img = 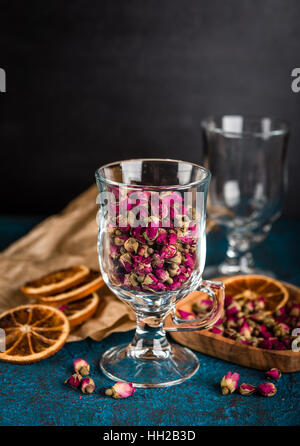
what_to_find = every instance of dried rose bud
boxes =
[257,382,277,397]
[168,263,180,277]
[177,309,195,320]
[105,382,136,399]
[156,228,168,244]
[119,253,133,273]
[243,300,254,313]
[239,322,252,339]
[263,316,276,328]
[65,373,82,389]
[154,268,170,282]
[226,317,236,329]
[151,253,164,268]
[160,245,177,259]
[193,298,213,313]
[114,235,129,246]
[74,358,90,376]
[274,323,290,338]
[220,372,239,395]
[144,227,159,242]
[254,296,265,310]
[224,295,233,308]
[166,253,182,264]
[290,304,300,317]
[226,301,241,317]
[124,237,139,253]
[239,383,256,396]
[266,368,282,380]
[80,377,95,394]
[210,326,224,335]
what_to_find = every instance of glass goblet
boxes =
[96,159,224,388]
[202,115,289,277]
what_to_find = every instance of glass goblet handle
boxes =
[165,280,224,332]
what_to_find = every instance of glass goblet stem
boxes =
[128,311,171,360]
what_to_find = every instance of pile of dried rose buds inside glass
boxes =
[107,190,198,292]
[65,358,136,398]
[188,293,300,350]
[220,368,281,397]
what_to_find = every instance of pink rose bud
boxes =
[110,244,120,259]
[168,233,177,244]
[214,317,223,326]
[255,296,265,310]
[239,322,251,339]
[74,358,90,377]
[144,227,159,242]
[65,373,82,389]
[257,382,277,397]
[105,382,136,399]
[156,229,168,244]
[210,326,224,335]
[226,317,236,329]
[151,253,164,268]
[119,253,133,273]
[154,268,170,282]
[224,295,233,307]
[226,301,241,317]
[239,383,256,396]
[195,298,213,313]
[160,245,177,259]
[290,304,300,317]
[266,368,282,380]
[177,309,195,320]
[220,371,239,395]
[124,237,139,253]
[81,377,95,394]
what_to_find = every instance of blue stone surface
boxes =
[0,217,299,426]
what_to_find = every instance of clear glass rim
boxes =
[95,158,211,190]
[201,115,289,137]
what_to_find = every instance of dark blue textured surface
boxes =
[0,217,300,426]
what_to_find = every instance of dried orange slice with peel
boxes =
[0,304,69,364]
[20,265,90,297]
[31,270,104,305]
[222,275,289,313]
[57,293,99,327]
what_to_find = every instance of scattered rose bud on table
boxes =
[266,368,282,380]
[74,358,90,377]
[81,377,95,394]
[105,382,136,399]
[220,372,239,395]
[65,373,82,389]
[238,383,256,395]
[257,382,277,397]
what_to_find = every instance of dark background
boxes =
[1,0,299,217]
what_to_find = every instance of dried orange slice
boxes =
[222,274,289,313]
[21,265,90,297]
[32,270,104,305]
[0,304,69,364]
[57,293,99,327]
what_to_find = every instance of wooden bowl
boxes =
[170,281,300,372]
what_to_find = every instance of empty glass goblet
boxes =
[95,159,224,388]
[202,115,289,277]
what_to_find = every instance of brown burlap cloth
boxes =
[0,185,136,342]
[0,185,216,343]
